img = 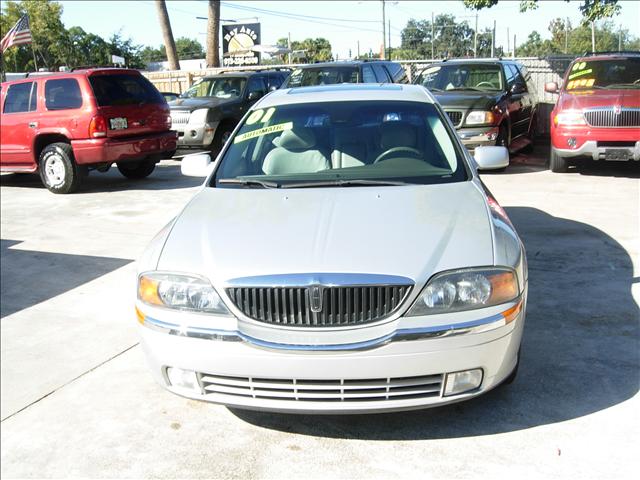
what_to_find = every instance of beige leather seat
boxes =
[262,129,330,175]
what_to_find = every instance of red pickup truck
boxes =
[0,68,177,193]
[545,52,640,172]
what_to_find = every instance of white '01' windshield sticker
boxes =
[233,122,293,144]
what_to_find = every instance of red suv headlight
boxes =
[554,111,586,127]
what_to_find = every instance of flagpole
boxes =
[31,41,38,71]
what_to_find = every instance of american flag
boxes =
[1,15,32,53]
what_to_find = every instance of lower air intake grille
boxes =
[446,110,463,127]
[198,373,443,402]
[226,285,412,327]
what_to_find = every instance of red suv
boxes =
[0,68,177,193]
[545,52,640,172]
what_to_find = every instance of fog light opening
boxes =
[166,367,200,392]
[443,369,483,396]
[567,137,577,148]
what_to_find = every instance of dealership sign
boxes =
[222,23,261,67]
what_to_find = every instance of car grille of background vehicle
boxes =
[445,110,463,127]
[197,372,443,402]
[584,107,640,128]
[171,111,191,125]
[226,285,412,327]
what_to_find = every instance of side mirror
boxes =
[510,83,526,94]
[544,81,559,94]
[474,146,509,170]
[248,90,265,101]
[181,153,213,177]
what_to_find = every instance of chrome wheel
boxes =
[43,154,66,188]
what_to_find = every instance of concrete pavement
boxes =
[1,150,638,478]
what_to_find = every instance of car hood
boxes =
[157,182,494,287]
[169,96,235,111]
[432,91,504,111]
[557,88,640,110]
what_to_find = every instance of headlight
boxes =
[189,108,209,124]
[553,111,586,126]
[138,272,229,314]
[465,111,496,126]
[406,268,519,316]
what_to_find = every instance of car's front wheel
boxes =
[117,160,156,179]
[211,122,236,154]
[549,146,568,173]
[39,142,86,194]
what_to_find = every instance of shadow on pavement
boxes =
[0,240,131,318]
[231,207,639,439]
[0,162,202,193]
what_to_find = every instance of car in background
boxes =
[136,84,527,414]
[0,68,176,194]
[282,60,408,88]
[168,69,290,153]
[415,59,538,161]
[545,52,640,172]
[161,91,179,102]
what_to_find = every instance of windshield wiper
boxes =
[282,179,415,188]
[218,178,281,188]
[445,87,484,92]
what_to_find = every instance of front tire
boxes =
[210,122,235,155]
[117,160,156,179]
[550,146,568,173]
[39,143,85,194]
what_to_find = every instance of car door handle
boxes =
[29,122,38,128]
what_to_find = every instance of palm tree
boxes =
[154,0,180,70]
[206,0,220,68]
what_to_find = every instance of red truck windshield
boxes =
[565,57,640,91]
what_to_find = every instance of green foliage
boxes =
[276,37,333,63]
[516,18,638,56]
[463,0,622,23]
[399,14,503,59]
[140,37,205,65]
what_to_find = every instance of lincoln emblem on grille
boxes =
[309,285,323,312]
[613,105,622,115]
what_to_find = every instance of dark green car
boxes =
[415,60,538,154]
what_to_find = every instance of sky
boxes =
[58,0,640,59]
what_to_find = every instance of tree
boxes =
[463,0,621,24]
[206,0,220,67]
[1,0,67,71]
[108,31,144,69]
[399,15,483,59]
[276,37,333,63]
[154,0,179,70]
[175,37,205,59]
[62,26,111,68]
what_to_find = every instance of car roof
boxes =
[573,52,640,62]
[202,70,287,80]
[294,61,392,68]
[1,68,140,86]
[430,59,513,65]
[255,84,435,108]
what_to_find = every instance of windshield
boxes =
[213,101,467,188]
[285,67,360,87]
[181,77,247,98]
[417,64,504,92]
[564,58,640,90]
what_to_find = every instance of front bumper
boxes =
[71,131,177,165]
[457,126,499,152]
[174,121,219,148]
[553,139,640,161]
[137,297,526,414]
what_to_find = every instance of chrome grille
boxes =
[199,373,443,402]
[445,110,463,127]
[584,108,640,127]
[226,285,412,327]
[170,110,191,126]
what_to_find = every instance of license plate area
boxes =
[605,149,630,161]
[109,117,128,130]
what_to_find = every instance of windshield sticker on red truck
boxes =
[568,68,593,80]
[233,121,293,143]
[566,78,595,90]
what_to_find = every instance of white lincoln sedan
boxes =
[136,84,527,413]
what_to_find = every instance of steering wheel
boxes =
[374,147,422,163]
[476,81,496,89]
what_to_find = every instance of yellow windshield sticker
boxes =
[568,68,593,80]
[261,107,275,123]
[246,110,265,125]
[233,122,293,144]
[566,78,595,90]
